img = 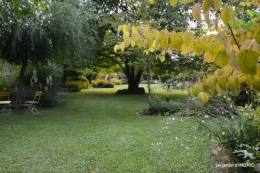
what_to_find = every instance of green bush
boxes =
[147,93,183,115]
[0,62,20,92]
[179,95,240,118]
[21,63,63,107]
[195,106,260,172]
[103,83,114,88]
[62,83,80,92]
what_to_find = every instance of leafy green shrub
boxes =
[62,83,80,92]
[147,93,183,115]
[178,95,240,118]
[92,78,105,88]
[196,109,260,172]
[0,62,19,92]
[116,87,145,94]
[22,63,63,107]
[111,78,122,85]
[103,83,114,88]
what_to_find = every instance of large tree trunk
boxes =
[125,66,142,90]
[15,58,28,112]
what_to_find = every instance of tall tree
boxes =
[93,0,192,93]
[0,0,98,111]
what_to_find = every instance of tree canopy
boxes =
[94,0,193,92]
[114,0,260,103]
[0,0,98,110]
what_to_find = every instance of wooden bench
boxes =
[0,92,11,115]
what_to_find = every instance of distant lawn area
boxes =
[0,84,216,172]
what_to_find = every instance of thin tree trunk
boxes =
[15,58,28,112]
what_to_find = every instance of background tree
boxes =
[115,0,260,103]
[93,0,192,93]
[0,0,98,111]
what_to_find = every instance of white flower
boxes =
[49,75,53,86]
[181,143,184,147]
[39,82,42,90]
[205,115,209,118]
[172,117,175,121]
[46,77,49,85]
[180,119,183,122]
[222,132,225,135]
[186,147,189,150]
[175,137,178,140]
[33,69,37,75]
[202,120,205,123]
[30,78,33,87]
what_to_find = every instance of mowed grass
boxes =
[0,84,215,172]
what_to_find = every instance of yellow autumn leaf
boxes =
[204,10,210,25]
[204,51,216,63]
[169,0,178,7]
[114,45,119,53]
[143,50,149,55]
[159,30,169,49]
[240,39,253,50]
[182,32,194,46]
[222,64,233,76]
[118,25,123,33]
[216,84,227,95]
[192,84,200,96]
[221,5,234,25]
[239,75,247,84]
[253,76,260,91]
[254,25,260,44]
[207,42,224,55]
[215,50,231,67]
[158,53,165,62]
[201,92,210,104]
[132,26,138,32]
[131,41,136,47]
[204,42,223,63]
[123,32,130,39]
[131,32,141,42]
[228,76,240,92]
[122,24,129,33]
[124,38,131,47]
[236,49,259,75]
[170,32,183,50]
[194,38,206,55]
[181,44,193,55]
[203,0,213,14]
[136,39,143,48]
[217,76,228,91]
[251,43,260,55]
[120,42,126,52]
[167,47,173,55]
[214,0,222,11]
[180,0,193,3]
[192,3,201,21]
[206,75,217,88]
[149,0,155,4]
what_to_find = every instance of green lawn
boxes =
[0,84,216,172]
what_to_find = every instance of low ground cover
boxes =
[0,84,216,172]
